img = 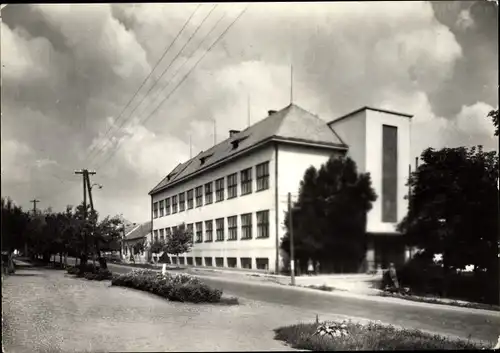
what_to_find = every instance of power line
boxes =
[95,7,243,170]
[88,5,218,168]
[85,4,202,164]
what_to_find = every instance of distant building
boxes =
[122,221,151,263]
[149,103,412,273]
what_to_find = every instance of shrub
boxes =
[274,321,487,351]
[111,271,223,303]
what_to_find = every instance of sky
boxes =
[1,1,498,222]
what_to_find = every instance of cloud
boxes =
[1,3,496,222]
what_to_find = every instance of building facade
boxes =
[149,104,412,273]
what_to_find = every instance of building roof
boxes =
[124,221,151,241]
[149,103,347,195]
[328,106,413,126]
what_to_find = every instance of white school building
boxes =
[149,103,412,273]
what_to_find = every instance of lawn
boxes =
[274,321,490,351]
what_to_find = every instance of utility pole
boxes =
[290,65,293,104]
[75,169,96,263]
[30,199,40,216]
[288,192,295,286]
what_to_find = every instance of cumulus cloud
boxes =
[1,3,497,221]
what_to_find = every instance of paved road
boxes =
[104,262,500,344]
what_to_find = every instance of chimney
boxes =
[229,129,240,138]
[268,110,277,116]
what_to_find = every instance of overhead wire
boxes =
[88,4,218,168]
[94,5,248,171]
[84,4,202,164]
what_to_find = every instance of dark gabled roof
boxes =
[124,221,151,241]
[149,103,348,195]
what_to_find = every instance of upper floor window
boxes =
[187,189,194,209]
[165,197,171,216]
[216,218,224,241]
[153,229,159,242]
[256,210,270,238]
[153,202,159,219]
[256,161,270,191]
[241,213,252,240]
[205,182,213,205]
[215,178,225,202]
[205,220,213,242]
[159,200,164,217]
[227,173,237,199]
[159,228,165,242]
[172,195,178,214]
[187,223,194,239]
[228,216,237,240]
[165,227,171,241]
[241,167,252,195]
[195,186,203,207]
[179,192,186,212]
[195,222,203,243]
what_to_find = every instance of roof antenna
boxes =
[247,94,251,127]
[290,64,293,105]
[213,118,217,146]
[189,135,192,159]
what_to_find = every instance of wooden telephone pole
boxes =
[75,169,96,263]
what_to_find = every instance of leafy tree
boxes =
[1,197,30,254]
[133,240,145,255]
[163,223,193,266]
[281,156,377,273]
[398,145,499,275]
[488,109,499,136]
[150,240,164,255]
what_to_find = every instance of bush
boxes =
[274,321,487,351]
[111,271,223,303]
[83,268,113,281]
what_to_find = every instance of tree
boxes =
[163,223,193,266]
[488,109,499,136]
[398,145,498,275]
[150,240,164,256]
[1,197,30,254]
[281,156,377,273]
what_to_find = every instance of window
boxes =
[205,182,213,204]
[382,125,398,223]
[215,178,224,202]
[159,200,164,217]
[240,168,253,195]
[153,202,158,218]
[240,257,252,269]
[241,213,252,240]
[216,218,224,241]
[187,189,194,209]
[205,220,213,242]
[165,197,171,215]
[179,192,186,212]
[187,257,193,266]
[187,223,194,237]
[204,257,213,267]
[172,226,178,233]
[179,257,185,265]
[227,173,237,199]
[227,257,237,268]
[256,258,269,270]
[195,222,203,243]
[195,186,203,207]
[165,228,171,242]
[228,216,237,240]
[256,210,270,238]
[159,228,165,242]
[215,257,224,267]
[256,161,270,191]
[195,257,202,266]
[172,195,178,213]
[153,229,158,242]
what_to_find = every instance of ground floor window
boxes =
[187,257,193,266]
[240,257,252,269]
[215,257,224,267]
[195,257,202,266]
[256,258,269,270]
[204,257,213,267]
[172,257,178,265]
[227,257,237,268]
[179,257,185,265]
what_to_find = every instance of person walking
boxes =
[315,260,320,275]
[307,258,314,276]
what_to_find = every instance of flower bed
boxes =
[111,269,223,303]
[274,320,489,350]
